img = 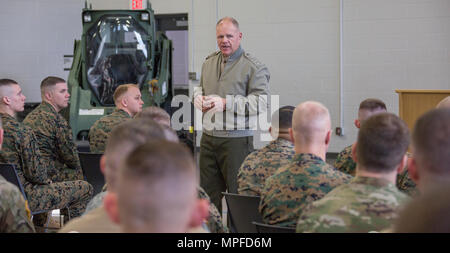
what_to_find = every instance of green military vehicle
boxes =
[66,1,173,142]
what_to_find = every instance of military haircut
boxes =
[0,79,18,87]
[134,106,171,128]
[104,118,166,190]
[436,96,450,109]
[118,140,197,232]
[0,79,18,98]
[292,101,330,144]
[216,16,239,30]
[357,113,410,173]
[40,76,65,93]
[112,84,139,105]
[412,108,450,177]
[359,98,387,111]
[271,105,295,131]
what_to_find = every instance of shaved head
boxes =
[292,101,331,145]
[0,79,17,99]
[436,96,450,109]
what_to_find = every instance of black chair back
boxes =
[78,152,105,195]
[222,192,262,233]
[252,221,296,233]
[0,163,27,198]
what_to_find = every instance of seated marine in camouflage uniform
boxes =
[0,79,93,221]
[260,102,352,227]
[297,113,411,233]
[23,76,83,182]
[88,84,143,153]
[334,98,418,197]
[237,106,295,196]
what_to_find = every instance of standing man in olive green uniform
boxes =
[24,76,83,182]
[88,84,143,153]
[0,79,93,220]
[297,113,411,233]
[260,101,351,227]
[193,17,270,212]
[237,106,295,196]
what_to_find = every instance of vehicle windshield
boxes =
[86,15,149,106]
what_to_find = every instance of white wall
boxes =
[1,0,449,151]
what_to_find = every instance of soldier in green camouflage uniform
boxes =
[0,79,93,220]
[238,106,295,196]
[23,77,83,182]
[297,113,411,233]
[260,153,352,227]
[334,145,356,176]
[24,103,83,182]
[0,175,35,232]
[238,138,294,196]
[259,102,352,227]
[89,108,131,153]
[296,176,410,233]
[88,84,143,153]
[197,186,229,233]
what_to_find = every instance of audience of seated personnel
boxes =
[394,108,450,232]
[297,113,411,232]
[88,84,143,153]
[104,140,208,233]
[237,106,295,196]
[0,79,93,226]
[0,117,35,233]
[259,101,352,227]
[24,76,83,182]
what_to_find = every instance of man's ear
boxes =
[289,128,295,143]
[44,90,53,101]
[407,157,420,184]
[100,154,107,175]
[325,130,331,146]
[188,199,210,229]
[396,154,408,174]
[354,119,360,129]
[2,96,10,106]
[351,142,358,163]
[103,192,120,225]
[120,97,128,108]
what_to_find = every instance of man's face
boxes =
[124,87,144,116]
[216,21,242,57]
[50,82,70,111]
[10,84,26,113]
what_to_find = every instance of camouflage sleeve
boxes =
[0,181,35,233]
[197,186,229,233]
[55,116,82,171]
[333,146,357,176]
[20,128,50,185]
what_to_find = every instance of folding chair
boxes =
[78,152,105,195]
[0,163,66,230]
[252,221,296,233]
[222,192,263,233]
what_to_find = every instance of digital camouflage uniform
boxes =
[296,176,410,233]
[88,108,131,153]
[198,186,228,233]
[23,102,83,182]
[0,113,93,219]
[237,138,295,196]
[335,146,418,197]
[334,145,356,176]
[260,153,352,227]
[0,176,35,233]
